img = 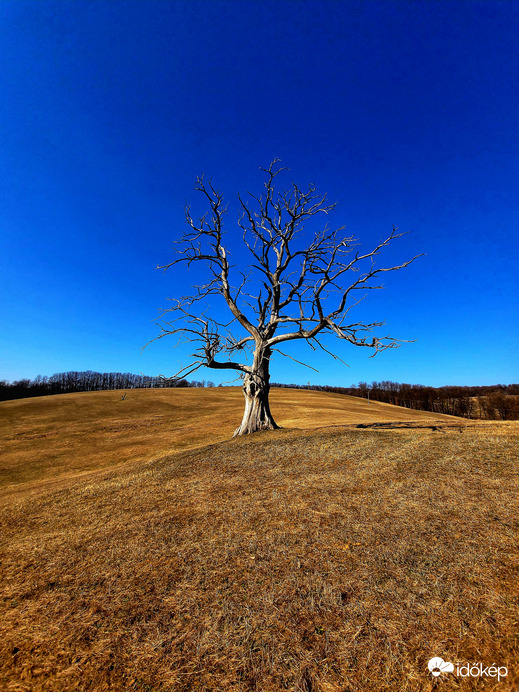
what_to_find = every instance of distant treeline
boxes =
[272,381,519,420]
[1,372,518,420]
[0,371,214,402]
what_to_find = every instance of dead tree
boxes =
[149,161,421,436]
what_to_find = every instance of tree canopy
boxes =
[151,161,421,435]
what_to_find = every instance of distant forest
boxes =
[272,381,519,421]
[1,371,518,420]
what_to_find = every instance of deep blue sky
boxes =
[1,0,517,387]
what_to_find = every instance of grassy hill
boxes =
[1,389,518,690]
[0,387,459,501]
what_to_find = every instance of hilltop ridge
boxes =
[1,386,460,502]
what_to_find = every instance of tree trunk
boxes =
[234,348,279,436]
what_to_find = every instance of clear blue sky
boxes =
[1,0,517,387]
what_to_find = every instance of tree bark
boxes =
[234,348,279,436]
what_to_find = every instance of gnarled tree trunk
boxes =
[234,347,279,436]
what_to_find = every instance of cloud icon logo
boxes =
[428,657,455,676]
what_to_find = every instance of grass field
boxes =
[1,388,518,690]
[0,387,458,502]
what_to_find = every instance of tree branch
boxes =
[150,160,422,384]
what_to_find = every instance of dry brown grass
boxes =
[0,391,517,691]
[0,387,457,503]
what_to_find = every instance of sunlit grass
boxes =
[1,393,517,690]
[0,387,458,500]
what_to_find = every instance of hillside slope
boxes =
[1,422,518,691]
[0,387,460,501]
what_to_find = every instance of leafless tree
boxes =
[149,160,421,436]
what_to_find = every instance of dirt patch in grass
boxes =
[1,423,517,690]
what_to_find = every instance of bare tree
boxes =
[149,160,421,436]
